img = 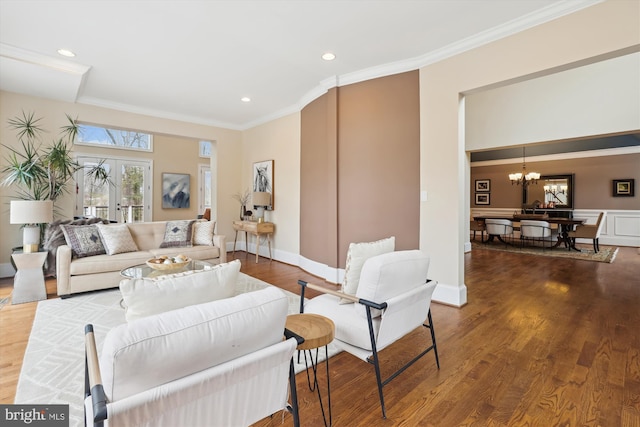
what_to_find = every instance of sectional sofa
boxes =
[55,220,226,298]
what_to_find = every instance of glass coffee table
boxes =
[120,259,213,279]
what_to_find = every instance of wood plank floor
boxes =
[1,246,639,426]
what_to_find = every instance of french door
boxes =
[76,156,152,223]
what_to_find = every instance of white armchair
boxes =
[298,250,439,419]
[84,287,301,427]
[520,220,558,249]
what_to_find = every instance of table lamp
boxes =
[10,200,54,253]
[252,192,271,223]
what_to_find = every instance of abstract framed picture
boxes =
[253,160,274,210]
[475,193,490,205]
[475,179,491,192]
[612,179,634,197]
[162,173,190,208]
[199,140,212,158]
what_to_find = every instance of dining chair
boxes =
[485,219,514,246]
[568,211,606,253]
[520,220,558,250]
[470,220,486,242]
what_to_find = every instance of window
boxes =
[76,124,152,151]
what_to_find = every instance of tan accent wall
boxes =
[471,153,640,210]
[300,72,420,269]
[300,88,338,267]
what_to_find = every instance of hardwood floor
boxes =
[1,246,639,426]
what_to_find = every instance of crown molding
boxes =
[295,0,603,112]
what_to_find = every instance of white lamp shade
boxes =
[10,200,54,225]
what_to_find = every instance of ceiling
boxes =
[0,0,600,130]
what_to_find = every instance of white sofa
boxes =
[56,220,226,297]
[84,286,301,427]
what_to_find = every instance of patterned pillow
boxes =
[340,236,395,302]
[160,220,196,248]
[96,223,139,255]
[60,224,106,258]
[193,221,216,246]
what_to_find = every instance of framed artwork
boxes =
[612,179,634,197]
[475,179,491,192]
[199,140,212,158]
[475,193,490,205]
[253,160,274,210]
[162,173,190,208]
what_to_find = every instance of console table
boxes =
[232,220,274,263]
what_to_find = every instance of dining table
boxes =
[473,215,587,251]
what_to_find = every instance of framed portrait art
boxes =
[253,160,274,209]
[475,179,490,192]
[612,179,634,197]
[162,173,190,208]
[475,193,490,205]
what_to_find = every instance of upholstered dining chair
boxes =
[568,211,606,253]
[520,220,558,249]
[470,220,486,242]
[298,250,439,419]
[485,218,514,246]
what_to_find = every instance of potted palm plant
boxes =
[1,111,110,203]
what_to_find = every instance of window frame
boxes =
[74,122,154,152]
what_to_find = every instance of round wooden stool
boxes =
[286,313,335,427]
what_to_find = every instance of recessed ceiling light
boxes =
[241,97,251,102]
[57,49,76,57]
[322,52,336,61]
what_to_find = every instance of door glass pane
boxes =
[204,169,212,208]
[120,164,145,223]
[83,162,110,220]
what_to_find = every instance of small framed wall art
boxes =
[475,179,491,192]
[162,173,190,208]
[475,193,490,205]
[253,160,274,210]
[612,179,634,197]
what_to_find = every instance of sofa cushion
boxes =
[159,220,195,248]
[355,250,430,318]
[149,245,220,261]
[96,223,139,255]
[69,251,154,276]
[193,220,216,245]
[100,286,289,401]
[341,237,395,301]
[119,259,241,321]
[59,224,106,258]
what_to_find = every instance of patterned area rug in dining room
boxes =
[14,273,339,427]
[471,241,618,263]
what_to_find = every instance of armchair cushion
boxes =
[99,286,289,402]
[341,237,395,300]
[119,259,240,321]
[355,250,430,318]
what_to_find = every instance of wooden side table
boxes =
[232,220,275,263]
[11,252,47,304]
[286,313,335,427]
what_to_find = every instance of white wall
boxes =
[420,0,640,307]
[239,112,301,263]
[466,52,640,150]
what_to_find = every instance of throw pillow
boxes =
[193,220,216,245]
[160,220,195,248]
[59,224,106,258]
[119,259,241,321]
[96,223,139,255]
[341,236,395,302]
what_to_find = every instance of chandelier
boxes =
[508,147,540,186]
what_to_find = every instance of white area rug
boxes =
[15,273,340,427]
